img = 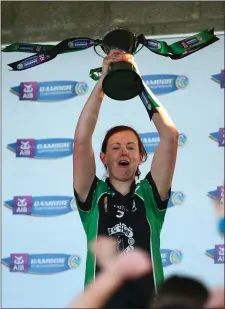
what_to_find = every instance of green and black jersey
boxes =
[74,171,170,307]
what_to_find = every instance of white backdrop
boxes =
[1,32,224,308]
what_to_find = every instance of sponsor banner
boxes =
[7,138,74,159]
[1,254,81,274]
[205,245,224,264]
[142,74,189,95]
[160,249,183,267]
[209,128,225,147]
[211,70,225,88]
[11,80,88,101]
[139,132,187,153]
[4,196,77,216]
[207,186,224,202]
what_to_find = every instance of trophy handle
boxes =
[133,44,144,55]
[94,44,106,58]
[134,34,146,54]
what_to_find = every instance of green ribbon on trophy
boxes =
[89,28,219,81]
[1,28,219,117]
[1,37,101,71]
[2,28,218,71]
[142,28,218,59]
[2,43,54,53]
[1,41,96,54]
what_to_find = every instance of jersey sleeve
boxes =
[145,171,171,211]
[73,176,99,212]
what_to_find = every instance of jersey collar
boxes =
[105,177,136,197]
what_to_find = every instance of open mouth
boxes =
[118,160,130,167]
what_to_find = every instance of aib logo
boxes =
[139,132,187,153]
[209,128,225,147]
[7,138,74,159]
[211,70,225,88]
[160,249,183,267]
[142,74,189,95]
[207,186,224,236]
[4,196,77,216]
[205,245,224,264]
[10,80,88,101]
[1,253,81,274]
[207,186,224,203]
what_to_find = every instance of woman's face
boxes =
[100,130,142,182]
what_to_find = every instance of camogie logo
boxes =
[142,74,189,95]
[168,191,185,208]
[180,36,202,48]
[7,138,74,159]
[175,76,189,89]
[10,80,88,101]
[146,40,161,50]
[68,38,94,49]
[139,132,187,153]
[1,253,81,274]
[75,81,88,95]
[16,54,51,70]
[68,255,81,268]
[4,196,77,216]
[178,133,187,146]
[160,249,183,267]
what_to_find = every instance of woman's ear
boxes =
[100,152,106,165]
[139,153,143,164]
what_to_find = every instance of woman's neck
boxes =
[109,177,135,196]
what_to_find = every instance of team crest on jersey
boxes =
[108,223,135,254]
